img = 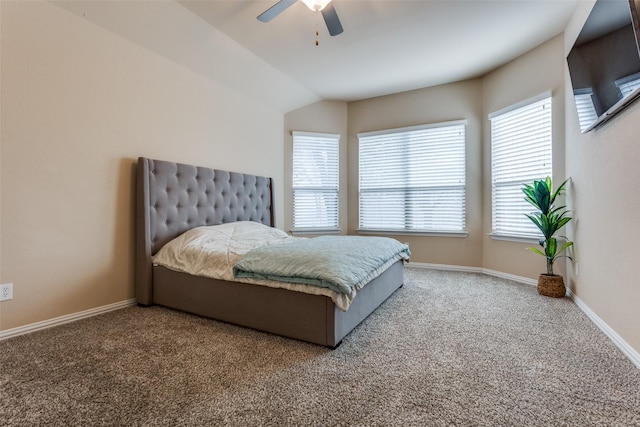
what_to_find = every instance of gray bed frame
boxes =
[135,157,404,348]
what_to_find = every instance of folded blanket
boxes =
[233,235,410,296]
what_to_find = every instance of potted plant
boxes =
[522,177,573,297]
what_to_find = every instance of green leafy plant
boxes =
[522,177,573,276]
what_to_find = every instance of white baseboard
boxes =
[407,262,640,369]
[0,298,137,341]
[481,267,539,287]
[567,289,640,369]
[409,262,483,274]
[408,262,538,286]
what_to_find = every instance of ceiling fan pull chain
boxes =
[315,14,319,46]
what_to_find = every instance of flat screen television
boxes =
[567,0,640,132]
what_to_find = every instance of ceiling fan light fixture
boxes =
[301,0,331,12]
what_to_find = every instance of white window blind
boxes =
[615,72,640,98]
[573,90,598,132]
[358,121,466,233]
[292,131,339,231]
[490,95,552,238]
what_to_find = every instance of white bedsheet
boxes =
[151,221,355,310]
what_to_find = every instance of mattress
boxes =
[152,221,410,311]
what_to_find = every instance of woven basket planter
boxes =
[537,274,566,298]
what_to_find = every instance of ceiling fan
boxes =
[257,0,344,36]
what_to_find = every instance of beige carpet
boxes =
[1,267,639,426]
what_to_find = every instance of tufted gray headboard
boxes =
[135,157,274,305]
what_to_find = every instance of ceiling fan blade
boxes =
[257,0,297,22]
[321,3,343,36]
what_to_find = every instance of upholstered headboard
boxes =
[135,157,274,305]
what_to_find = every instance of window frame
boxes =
[489,93,553,242]
[357,120,467,236]
[291,131,340,234]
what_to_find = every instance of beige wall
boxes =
[481,35,567,279]
[291,35,566,276]
[0,2,3,285]
[564,1,640,354]
[3,0,638,358]
[344,35,565,273]
[346,80,484,266]
[283,100,348,234]
[0,1,285,330]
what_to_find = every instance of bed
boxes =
[136,157,407,348]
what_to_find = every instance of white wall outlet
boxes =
[0,283,13,301]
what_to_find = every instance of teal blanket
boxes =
[232,236,410,295]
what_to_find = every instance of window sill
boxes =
[357,229,468,238]
[291,228,341,236]
[489,233,541,244]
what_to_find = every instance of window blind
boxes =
[358,121,466,233]
[615,72,640,97]
[490,96,552,238]
[292,131,339,231]
[573,90,598,132]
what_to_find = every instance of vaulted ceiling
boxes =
[54,0,580,111]
[180,0,579,101]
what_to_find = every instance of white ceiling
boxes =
[53,0,581,111]
[179,0,580,102]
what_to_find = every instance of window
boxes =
[358,120,466,234]
[292,131,339,232]
[490,94,552,239]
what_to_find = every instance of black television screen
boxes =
[567,0,640,132]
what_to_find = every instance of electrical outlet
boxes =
[0,283,13,301]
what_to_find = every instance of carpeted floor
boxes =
[1,267,639,426]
